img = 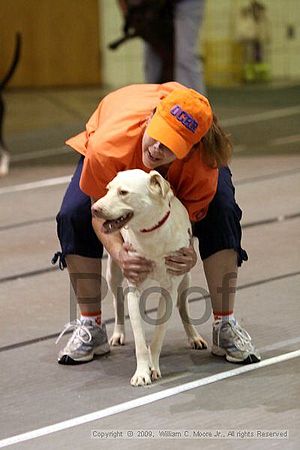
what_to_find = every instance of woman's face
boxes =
[142,131,177,169]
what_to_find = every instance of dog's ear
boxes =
[148,171,171,199]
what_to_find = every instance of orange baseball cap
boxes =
[146,88,213,159]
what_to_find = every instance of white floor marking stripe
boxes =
[6,155,300,195]
[260,336,300,353]
[233,144,246,153]
[11,146,68,162]
[0,176,71,195]
[0,105,297,177]
[270,134,300,146]
[0,349,299,448]
[222,105,300,127]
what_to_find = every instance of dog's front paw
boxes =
[130,368,152,386]
[148,346,162,381]
[109,332,125,346]
[151,367,161,381]
[109,325,125,346]
[189,335,208,350]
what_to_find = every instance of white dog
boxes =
[92,169,207,386]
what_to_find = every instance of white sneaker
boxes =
[212,319,261,364]
[56,319,110,365]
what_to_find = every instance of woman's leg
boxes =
[54,157,109,365]
[143,42,163,84]
[66,255,102,317]
[194,167,260,364]
[203,249,237,317]
[174,0,206,93]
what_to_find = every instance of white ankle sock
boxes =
[80,313,101,326]
[214,312,236,323]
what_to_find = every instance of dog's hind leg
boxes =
[107,256,126,346]
[177,274,208,349]
[148,289,174,381]
[127,288,152,386]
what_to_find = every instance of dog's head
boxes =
[92,169,173,234]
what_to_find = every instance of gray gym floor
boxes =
[0,84,299,449]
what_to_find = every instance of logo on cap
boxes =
[170,105,198,133]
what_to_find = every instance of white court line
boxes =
[11,146,68,162]
[0,176,71,195]
[4,104,300,166]
[233,144,246,153]
[270,134,300,146]
[222,105,300,127]
[0,349,299,448]
[155,337,300,387]
[1,104,299,195]
[260,336,300,353]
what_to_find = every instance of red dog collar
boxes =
[140,205,171,233]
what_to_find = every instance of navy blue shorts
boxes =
[53,157,248,269]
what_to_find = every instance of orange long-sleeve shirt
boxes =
[66,82,218,221]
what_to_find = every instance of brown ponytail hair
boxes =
[201,113,232,168]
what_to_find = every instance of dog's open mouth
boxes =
[102,212,133,234]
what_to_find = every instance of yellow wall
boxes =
[0,0,101,87]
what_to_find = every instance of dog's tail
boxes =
[0,32,22,89]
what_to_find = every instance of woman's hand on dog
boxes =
[165,242,197,275]
[118,242,155,284]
